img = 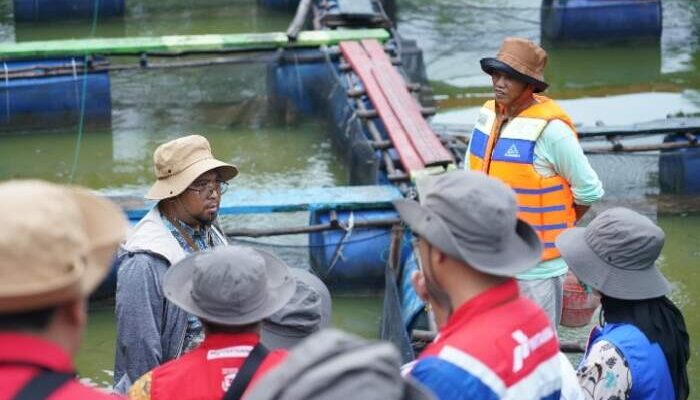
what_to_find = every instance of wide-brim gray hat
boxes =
[262,268,332,350]
[164,245,296,326]
[556,207,671,300]
[394,170,542,277]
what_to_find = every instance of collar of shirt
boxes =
[198,332,261,351]
[435,279,520,343]
[162,214,210,253]
[0,332,74,373]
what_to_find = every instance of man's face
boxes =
[491,71,529,107]
[178,170,224,226]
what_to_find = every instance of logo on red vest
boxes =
[221,368,240,392]
[512,326,555,372]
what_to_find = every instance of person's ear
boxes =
[430,245,448,268]
[411,270,429,302]
[60,298,87,329]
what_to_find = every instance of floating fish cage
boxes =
[540,0,662,43]
[13,0,125,22]
[0,58,112,130]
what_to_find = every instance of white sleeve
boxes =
[577,340,632,400]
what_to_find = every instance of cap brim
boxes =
[556,228,671,300]
[394,199,542,277]
[480,57,548,93]
[70,187,128,297]
[164,247,296,325]
[146,158,238,200]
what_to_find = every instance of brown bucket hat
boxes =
[0,180,127,313]
[146,135,239,200]
[480,37,549,92]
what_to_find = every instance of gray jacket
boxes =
[113,207,227,393]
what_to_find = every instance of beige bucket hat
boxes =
[146,135,239,200]
[0,180,127,313]
[480,37,549,92]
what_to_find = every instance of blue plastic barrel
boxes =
[13,0,125,22]
[267,51,332,118]
[309,208,410,292]
[659,134,700,194]
[0,58,112,130]
[259,0,300,11]
[541,0,662,43]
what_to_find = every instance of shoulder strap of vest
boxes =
[12,370,73,400]
[222,343,270,400]
[522,95,576,131]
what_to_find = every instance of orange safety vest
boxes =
[468,95,577,261]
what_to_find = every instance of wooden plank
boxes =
[361,39,453,167]
[106,185,403,222]
[340,41,425,173]
[0,29,390,59]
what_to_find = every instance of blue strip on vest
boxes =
[518,205,566,213]
[490,138,535,164]
[469,129,489,159]
[513,185,564,195]
[411,357,500,400]
[544,243,556,248]
[531,223,568,231]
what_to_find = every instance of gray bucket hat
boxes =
[163,245,296,325]
[393,170,542,277]
[556,207,671,300]
[262,268,332,350]
[246,329,435,400]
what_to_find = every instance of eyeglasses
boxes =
[186,180,229,198]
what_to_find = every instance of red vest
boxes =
[0,333,118,400]
[416,280,561,397]
[149,333,286,400]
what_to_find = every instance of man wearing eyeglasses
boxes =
[113,135,238,394]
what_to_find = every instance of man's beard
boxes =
[196,212,217,227]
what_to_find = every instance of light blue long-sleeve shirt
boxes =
[465,118,604,279]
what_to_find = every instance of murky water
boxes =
[0,0,698,394]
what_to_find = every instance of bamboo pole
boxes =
[287,0,313,41]
[225,217,401,238]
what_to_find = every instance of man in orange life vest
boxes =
[127,245,296,400]
[465,37,603,326]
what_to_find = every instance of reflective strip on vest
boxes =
[467,97,577,261]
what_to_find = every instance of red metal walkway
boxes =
[340,39,453,176]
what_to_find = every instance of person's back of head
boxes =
[163,245,297,330]
[0,180,126,354]
[262,268,332,350]
[393,170,542,310]
[245,329,434,400]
